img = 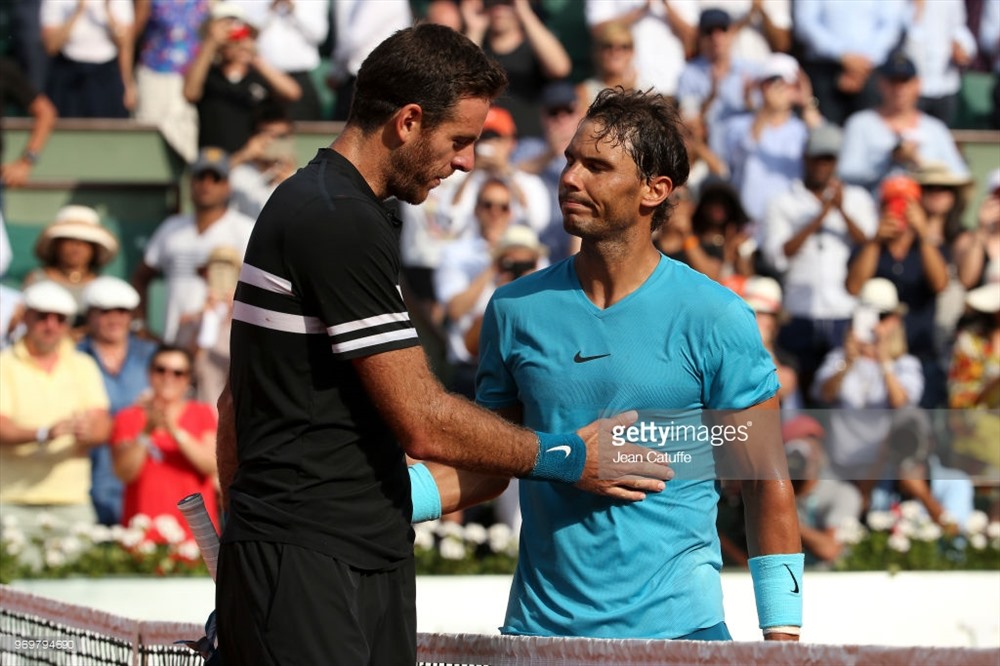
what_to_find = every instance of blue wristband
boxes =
[408,463,442,523]
[748,553,804,630]
[527,432,587,484]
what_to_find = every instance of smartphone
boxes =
[852,305,878,344]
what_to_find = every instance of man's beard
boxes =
[388,138,437,205]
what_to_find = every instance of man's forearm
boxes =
[216,382,238,510]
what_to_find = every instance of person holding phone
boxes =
[846,174,950,408]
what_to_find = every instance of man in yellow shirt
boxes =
[0,281,111,563]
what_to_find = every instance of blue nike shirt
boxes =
[476,254,779,638]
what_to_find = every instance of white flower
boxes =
[834,517,867,545]
[176,540,201,561]
[37,512,58,531]
[153,515,186,544]
[89,524,112,544]
[119,528,144,549]
[3,530,26,555]
[1,513,19,530]
[488,523,513,553]
[970,533,988,550]
[897,519,917,538]
[435,521,465,540]
[59,536,84,557]
[866,511,896,532]
[965,511,990,535]
[438,537,466,561]
[137,540,157,555]
[887,533,911,553]
[987,522,1000,540]
[110,525,127,541]
[915,522,942,542]
[413,525,435,551]
[128,514,152,532]
[463,523,488,545]
[70,522,93,539]
[898,501,923,522]
[44,550,67,568]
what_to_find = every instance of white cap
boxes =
[858,278,905,314]
[82,276,140,310]
[210,1,245,21]
[743,276,783,314]
[966,260,1000,314]
[22,281,78,316]
[987,168,1000,194]
[492,225,548,258]
[758,53,799,84]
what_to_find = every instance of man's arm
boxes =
[353,346,670,501]
[216,380,237,511]
[422,462,509,516]
[719,396,802,641]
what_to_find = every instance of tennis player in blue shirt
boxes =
[468,87,803,641]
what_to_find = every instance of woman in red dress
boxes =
[111,345,218,542]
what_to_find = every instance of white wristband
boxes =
[763,625,801,636]
[35,426,50,444]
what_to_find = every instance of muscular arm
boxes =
[216,380,237,511]
[423,462,509,516]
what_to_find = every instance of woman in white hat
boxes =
[24,205,120,316]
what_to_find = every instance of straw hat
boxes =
[33,206,119,268]
[859,278,907,315]
[910,161,975,207]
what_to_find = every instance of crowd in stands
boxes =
[0,0,998,569]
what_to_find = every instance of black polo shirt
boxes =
[223,149,420,570]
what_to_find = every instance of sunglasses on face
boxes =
[153,365,190,378]
[97,307,130,315]
[599,42,633,52]
[33,311,68,324]
[545,105,577,118]
[478,199,510,212]
[193,171,224,183]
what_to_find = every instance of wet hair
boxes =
[347,24,508,133]
[584,87,690,231]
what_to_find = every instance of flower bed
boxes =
[2,502,997,583]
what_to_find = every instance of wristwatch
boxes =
[21,149,39,165]
[35,426,50,443]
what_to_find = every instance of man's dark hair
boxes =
[584,87,690,232]
[149,344,193,372]
[348,24,508,133]
[253,101,291,132]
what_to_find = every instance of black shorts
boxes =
[216,541,416,665]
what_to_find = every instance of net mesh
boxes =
[3,585,999,666]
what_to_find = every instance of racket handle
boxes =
[177,493,220,582]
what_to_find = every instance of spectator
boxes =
[0,282,112,558]
[782,415,862,566]
[193,245,242,409]
[448,106,553,242]
[77,276,157,526]
[762,123,877,404]
[721,53,822,237]
[232,0,328,121]
[463,0,572,150]
[846,174,951,407]
[434,178,518,397]
[948,260,1000,473]
[742,276,801,409]
[515,80,585,261]
[696,0,792,64]
[901,0,977,126]
[132,0,210,164]
[680,113,728,197]
[838,52,970,198]
[228,104,297,221]
[684,178,752,283]
[0,215,21,349]
[8,0,49,92]
[327,0,412,121]
[110,344,218,542]
[954,169,1000,290]
[575,20,648,108]
[793,0,906,125]
[585,0,698,98]
[132,148,254,344]
[424,0,464,30]
[182,3,301,154]
[0,56,58,190]
[813,278,924,481]
[24,205,120,319]
[677,8,754,157]
[40,0,135,118]
[979,0,1000,128]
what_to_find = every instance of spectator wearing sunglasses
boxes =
[110,345,219,542]
[132,147,254,344]
[77,277,157,526]
[0,281,112,561]
[576,21,648,109]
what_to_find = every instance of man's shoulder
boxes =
[155,213,195,235]
[219,208,256,229]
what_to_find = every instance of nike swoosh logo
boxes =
[783,564,799,594]
[546,445,572,458]
[574,352,611,363]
